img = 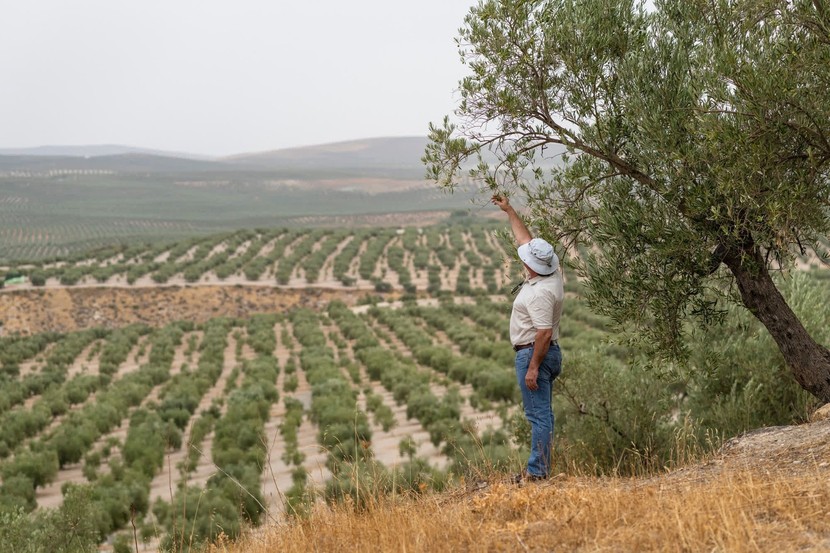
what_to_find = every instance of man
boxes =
[492,194,564,481]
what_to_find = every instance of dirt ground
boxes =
[652,404,830,486]
[0,285,385,335]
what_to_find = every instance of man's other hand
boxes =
[525,367,539,391]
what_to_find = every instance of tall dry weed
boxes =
[222,465,830,553]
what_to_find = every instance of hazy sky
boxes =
[1,1,476,156]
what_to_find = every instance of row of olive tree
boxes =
[327,303,453,500]
[0,324,182,527]
[0,329,107,460]
[330,302,515,483]
[370,306,517,405]
[275,229,330,285]
[153,318,282,550]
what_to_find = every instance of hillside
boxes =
[228,410,830,553]
[0,137,432,177]
[0,224,514,318]
[0,282,826,552]
[0,144,213,159]
[0,137,485,262]
[226,136,429,176]
[1,226,828,552]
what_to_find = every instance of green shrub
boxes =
[0,485,102,552]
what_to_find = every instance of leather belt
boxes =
[513,340,558,352]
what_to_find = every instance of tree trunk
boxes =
[723,245,830,403]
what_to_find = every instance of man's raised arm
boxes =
[491,195,531,245]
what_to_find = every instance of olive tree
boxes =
[425,0,830,401]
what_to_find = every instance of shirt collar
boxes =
[526,270,555,285]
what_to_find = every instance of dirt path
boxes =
[349,295,488,316]
[175,244,201,264]
[153,249,172,264]
[179,330,244,493]
[123,335,151,373]
[372,235,401,287]
[462,232,488,290]
[21,339,102,412]
[260,322,299,514]
[251,233,285,265]
[146,330,236,504]
[317,235,356,287]
[16,341,58,378]
[170,331,203,373]
[349,237,371,288]
[262,319,341,495]
[229,239,253,261]
[66,339,103,379]
[288,363,332,491]
[260,411,294,516]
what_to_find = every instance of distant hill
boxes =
[0,136,566,174]
[0,136,480,262]
[0,153,229,173]
[0,137,433,178]
[227,136,427,166]
[222,136,567,178]
[0,144,214,160]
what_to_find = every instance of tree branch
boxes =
[705,243,729,275]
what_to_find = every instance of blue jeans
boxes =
[515,344,561,477]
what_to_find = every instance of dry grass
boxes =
[217,462,830,553]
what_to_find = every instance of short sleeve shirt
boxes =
[509,270,565,346]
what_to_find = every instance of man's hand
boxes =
[491,194,511,212]
[525,366,539,391]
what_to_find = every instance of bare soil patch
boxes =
[655,417,830,486]
[0,286,384,335]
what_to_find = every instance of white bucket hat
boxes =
[517,238,558,276]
